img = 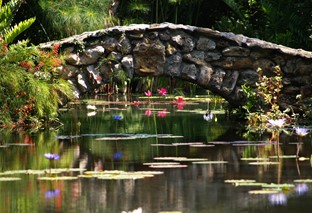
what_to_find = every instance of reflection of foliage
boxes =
[242,66,297,133]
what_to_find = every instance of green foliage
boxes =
[38,0,112,39]
[0,0,35,44]
[242,66,298,132]
[217,0,312,50]
[0,38,74,129]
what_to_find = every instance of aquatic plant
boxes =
[144,109,152,117]
[44,153,60,160]
[242,66,297,133]
[133,101,140,107]
[157,88,168,96]
[144,90,152,97]
[112,115,123,120]
[294,127,309,137]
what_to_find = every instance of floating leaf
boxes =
[224,179,256,183]
[249,162,280,165]
[192,161,228,164]
[298,157,310,161]
[190,144,215,147]
[149,164,188,168]
[233,182,267,187]
[294,179,312,183]
[248,189,281,194]
[173,158,208,162]
[269,155,297,159]
[172,142,203,146]
[38,176,78,181]
[157,135,184,139]
[262,183,295,188]
[153,157,188,161]
[241,158,269,161]
[0,177,21,181]
[143,162,180,166]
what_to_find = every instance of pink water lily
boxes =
[145,109,152,117]
[157,88,168,96]
[144,90,152,97]
[157,109,167,118]
[176,97,184,103]
[133,101,140,107]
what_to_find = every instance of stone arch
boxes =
[40,23,312,110]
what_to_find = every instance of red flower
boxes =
[157,88,168,96]
[144,90,152,97]
[157,109,167,118]
[133,101,140,107]
[144,109,152,117]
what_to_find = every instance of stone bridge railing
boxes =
[40,23,312,111]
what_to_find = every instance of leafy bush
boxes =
[0,38,74,129]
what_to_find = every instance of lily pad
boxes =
[192,161,228,164]
[0,177,21,181]
[190,144,215,147]
[294,179,312,183]
[248,189,281,194]
[269,155,297,159]
[143,162,180,166]
[149,164,188,168]
[153,157,188,161]
[241,158,270,161]
[173,158,208,162]
[224,179,256,183]
[172,142,203,146]
[249,162,280,165]
[38,176,78,181]
[262,183,295,188]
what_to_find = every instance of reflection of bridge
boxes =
[40,23,312,110]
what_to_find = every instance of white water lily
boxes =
[294,127,309,137]
[268,118,286,128]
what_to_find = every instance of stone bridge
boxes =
[40,23,312,111]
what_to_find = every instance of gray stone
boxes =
[183,51,205,65]
[205,52,222,61]
[222,46,250,57]
[121,55,134,79]
[181,63,198,81]
[221,70,239,95]
[133,39,165,75]
[197,37,216,51]
[197,64,214,86]
[165,53,182,77]
[171,33,195,52]
[86,65,102,84]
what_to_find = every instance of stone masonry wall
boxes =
[39,23,312,111]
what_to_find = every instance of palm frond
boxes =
[4,17,35,44]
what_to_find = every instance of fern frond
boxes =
[4,17,35,44]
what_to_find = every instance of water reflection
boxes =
[1,96,312,212]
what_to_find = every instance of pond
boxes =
[1,95,312,213]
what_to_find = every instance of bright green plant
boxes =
[0,0,35,44]
[38,0,112,39]
[0,38,74,129]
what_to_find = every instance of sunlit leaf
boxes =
[0,177,21,181]
[38,176,78,181]
[143,162,180,165]
[294,179,312,183]
[224,179,256,183]
[249,162,280,165]
[149,164,188,168]
[153,157,188,161]
[269,155,297,159]
[248,189,281,194]
[173,158,208,162]
[241,158,270,161]
[192,161,228,164]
